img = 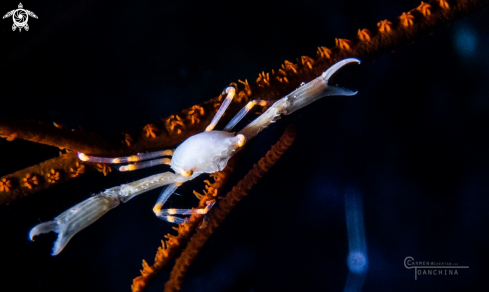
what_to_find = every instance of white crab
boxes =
[29,58,360,255]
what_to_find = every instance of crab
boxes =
[29,58,360,255]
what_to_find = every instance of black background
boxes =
[1,0,488,291]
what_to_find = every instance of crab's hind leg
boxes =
[153,185,216,223]
[29,171,189,255]
[153,183,215,223]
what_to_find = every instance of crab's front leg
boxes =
[239,58,360,141]
[29,171,189,255]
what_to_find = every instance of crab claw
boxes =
[321,58,361,84]
[29,193,120,255]
[284,58,361,114]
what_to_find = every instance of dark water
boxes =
[1,0,488,291]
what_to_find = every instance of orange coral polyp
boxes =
[70,162,85,177]
[400,12,415,27]
[166,115,184,134]
[46,169,60,184]
[124,133,133,146]
[96,164,112,176]
[283,61,298,74]
[335,38,353,51]
[377,19,392,33]
[0,178,12,192]
[143,124,158,138]
[417,2,432,17]
[437,0,449,10]
[317,46,331,59]
[357,29,371,42]
[23,174,39,189]
[187,105,205,124]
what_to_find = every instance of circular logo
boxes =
[13,9,28,27]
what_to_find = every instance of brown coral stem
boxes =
[0,115,109,154]
[164,125,296,292]
[0,152,92,205]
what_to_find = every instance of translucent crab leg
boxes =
[205,86,235,132]
[152,183,179,223]
[29,171,190,255]
[119,157,171,171]
[223,100,269,132]
[238,58,360,141]
[77,149,173,164]
[160,201,216,216]
[155,200,216,224]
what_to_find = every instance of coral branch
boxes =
[242,0,489,107]
[0,152,93,205]
[164,125,296,292]
[0,115,109,154]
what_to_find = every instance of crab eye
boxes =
[180,169,193,177]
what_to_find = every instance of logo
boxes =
[404,256,469,280]
[3,3,38,32]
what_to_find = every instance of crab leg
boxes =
[29,171,190,255]
[77,149,173,164]
[160,201,216,216]
[205,86,235,132]
[238,58,360,141]
[154,198,215,223]
[119,157,171,171]
[223,100,270,132]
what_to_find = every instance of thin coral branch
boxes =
[243,0,489,105]
[0,152,92,205]
[131,155,238,292]
[164,125,296,292]
[0,115,109,154]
